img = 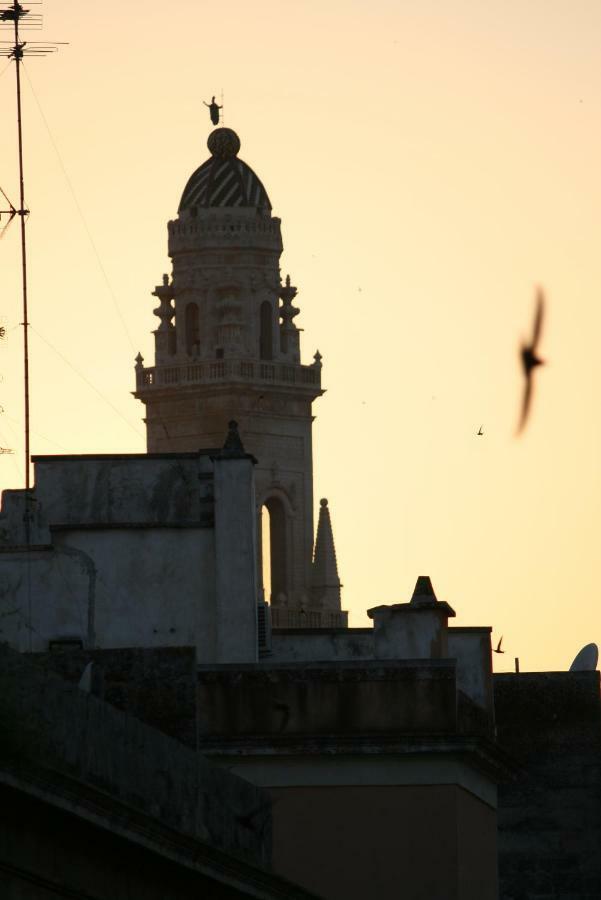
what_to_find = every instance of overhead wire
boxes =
[31,326,144,440]
[2,410,70,451]
[22,62,137,355]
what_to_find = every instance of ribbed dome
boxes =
[178,128,271,213]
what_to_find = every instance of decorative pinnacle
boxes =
[279,274,300,326]
[311,496,342,608]
[223,420,245,453]
[135,352,144,368]
[313,350,323,368]
[411,575,438,605]
[207,128,240,159]
[152,275,175,331]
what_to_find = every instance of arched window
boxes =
[259,301,273,360]
[261,498,287,603]
[185,303,200,355]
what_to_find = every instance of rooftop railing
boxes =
[135,358,322,392]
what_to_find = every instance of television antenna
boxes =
[0,1,64,494]
[1,1,64,652]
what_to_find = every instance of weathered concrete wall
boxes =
[270,627,493,723]
[269,784,497,900]
[198,660,458,737]
[34,453,215,527]
[370,604,451,660]
[0,643,269,865]
[0,528,214,654]
[494,672,601,900]
[448,627,494,720]
[270,628,373,662]
[0,451,259,663]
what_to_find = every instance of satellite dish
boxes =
[569,643,598,672]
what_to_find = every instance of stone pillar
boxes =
[213,422,258,663]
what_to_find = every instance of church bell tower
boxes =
[134,127,346,628]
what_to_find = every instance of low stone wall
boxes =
[0,644,269,865]
[31,646,197,747]
[197,660,458,738]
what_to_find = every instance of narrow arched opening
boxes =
[261,498,287,604]
[259,300,273,360]
[185,302,200,355]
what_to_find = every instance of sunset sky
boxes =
[1,0,600,672]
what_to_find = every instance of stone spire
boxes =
[411,575,438,605]
[311,499,341,611]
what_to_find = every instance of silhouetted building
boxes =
[3,123,597,900]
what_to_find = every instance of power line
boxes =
[2,410,70,451]
[22,62,137,354]
[31,326,144,440]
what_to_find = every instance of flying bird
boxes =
[517,288,545,434]
[493,636,505,655]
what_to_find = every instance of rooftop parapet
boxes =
[197,659,458,741]
[135,357,322,395]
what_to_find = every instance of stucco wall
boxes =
[270,629,373,662]
[269,784,497,900]
[0,451,258,662]
[0,527,214,654]
[33,453,215,527]
[0,784,271,900]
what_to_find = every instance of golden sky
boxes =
[1,0,600,671]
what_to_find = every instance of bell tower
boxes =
[134,127,346,628]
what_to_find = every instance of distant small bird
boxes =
[493,636,505,655]
[517,288,545,434]
[477,425,483,436]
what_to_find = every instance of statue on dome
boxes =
[203,96,222,125]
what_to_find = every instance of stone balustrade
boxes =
[136,358,322,392]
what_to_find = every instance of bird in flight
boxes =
[493,635,505,655]
[517,288,545,434]
[477,425,483,436]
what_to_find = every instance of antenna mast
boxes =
[0,1,61,490]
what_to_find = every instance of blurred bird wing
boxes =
[531,288,545,350]
[516,375,533,435]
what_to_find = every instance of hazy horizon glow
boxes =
[1,1,600,672]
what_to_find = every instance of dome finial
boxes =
[207,127,240,159]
